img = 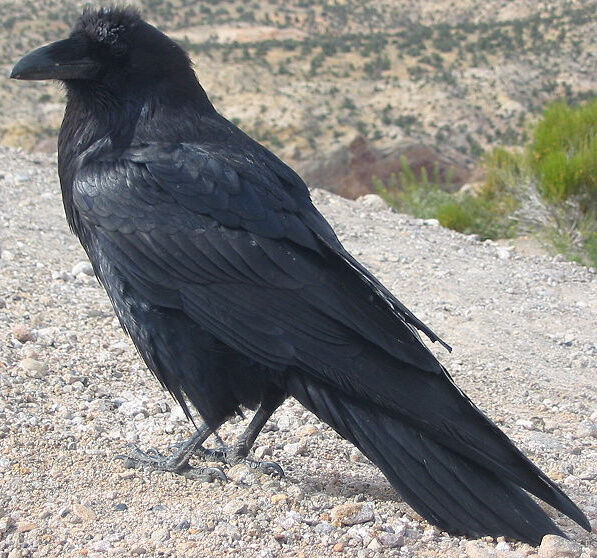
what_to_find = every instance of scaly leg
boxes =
[117,422,227,481]
[200,389,286,476]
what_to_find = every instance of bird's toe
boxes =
[243,458,285,477]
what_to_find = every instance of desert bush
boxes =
[375,156,518,239]
[377,98,597,266]
[512,98,597,265]
[526,99,597,206]
[363,54,390,78]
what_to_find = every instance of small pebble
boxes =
[356,194,387,211]
[296,425,319,437]
[538,535,582,558]
[175,519,191,530]
[279,511,302,529]
[91,540,113,553]
[118,470,137,479]
[515,419,535,430]
[377,532,404,548]
[367,538,383,551]
[496,247,511,260]
[72,504,96,521]
[227,463,257,485]
[349,448,365,463]
[284,441,306,456]
[331,502,374,526]
[254,446,272,460]
[151,527,170,542]
[20,357,48,376]
[16,521,37,533]
[71,261,94,276]
[12,324,33,343]
[575,422,597,438]
[313,522,335,535]
[223,501,248,515]
[51,270,74,281]
[270,494,288,505]
[465,540,496,558]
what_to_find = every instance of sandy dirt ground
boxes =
[0,146,595,557]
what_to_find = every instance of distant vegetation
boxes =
[378,98,597,267]
[2,0,596,165]
[175,2,596,158]
[375,156,519,241]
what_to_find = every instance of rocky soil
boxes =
[0,146,595,557]
[3,0,597,197]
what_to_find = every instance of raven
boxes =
[11,8,590,545]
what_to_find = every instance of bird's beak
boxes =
[10,37,100,81]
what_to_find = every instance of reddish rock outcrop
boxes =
[299,136,471,199]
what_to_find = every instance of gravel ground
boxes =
[0,145,596,558]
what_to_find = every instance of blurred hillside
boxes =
[0,0,596,196]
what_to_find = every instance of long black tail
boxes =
[286,374,590,546]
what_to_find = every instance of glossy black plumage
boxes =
[11,8,590,546]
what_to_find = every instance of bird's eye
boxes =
[106,24,126,45]
[95,24,128,57]
[94,21,127,56]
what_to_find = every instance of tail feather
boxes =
[287,374,584,546]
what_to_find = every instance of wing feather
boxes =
[76,143,447,383]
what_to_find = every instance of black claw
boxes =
[116,432,282,482]
[259,460,285,477]
[243,458,284,477]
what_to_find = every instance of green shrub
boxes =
[483,147,524,193]
[485,97,597,265]
[527,98,597,205]
[375,156,518,239]
[377,98,597,266]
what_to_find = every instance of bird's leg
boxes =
[117,422,227,481]
[201,390,286,476]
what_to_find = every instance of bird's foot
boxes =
[116,444,227,482]
[195,446,285,478]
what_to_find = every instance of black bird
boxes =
[11,8,590,546]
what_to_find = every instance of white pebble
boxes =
[538,534,581,558]
[71,261,94,276]
[515,419,534,430]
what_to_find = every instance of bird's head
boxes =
[10,7,202,104]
